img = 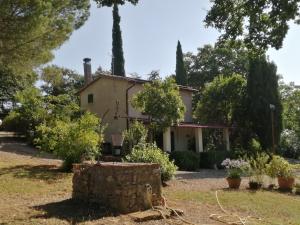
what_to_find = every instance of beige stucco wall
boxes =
[80,76,194,143]
[80,78,129,142]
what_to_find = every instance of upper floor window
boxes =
[88,94,93,103]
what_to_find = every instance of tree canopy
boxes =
[0,0,90,71]
[94,0,139,7]
[41,65,84,97]
[132,77,186,133]
[195,74,247,126]
[0,65,37,114]
[184,41,249,90]
[205,0,300,52]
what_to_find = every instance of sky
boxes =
[51,0,300,84]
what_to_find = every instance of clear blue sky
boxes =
[52,0,300,84]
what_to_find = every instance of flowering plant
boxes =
[221,158,249,179]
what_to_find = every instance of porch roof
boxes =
[174,122,235,129]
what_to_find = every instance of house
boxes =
[78,58,231,153]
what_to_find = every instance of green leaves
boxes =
[132,77,186,133]
[125,142,177,182]
[0,0,90,71]
[205,0,300,52]
[195,74,247,126]
[94,0,139,7]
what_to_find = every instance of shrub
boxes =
[124,143,177,182]
[35,112,103,170]
[280,129,300,159]
[122,120,148,155]
[247,153,270,184]
[199,150,230,169]
[266,155,294,178]
[170,151,200,171]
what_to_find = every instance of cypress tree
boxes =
[247,56,282,151]
[175,41,187,85]
[111,4,125,76]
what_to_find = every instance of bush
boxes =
[247,153,270,184]
[170,151,200,171]
[35,112,103,170]
[266,155,294,178]
[124,143,177,182]
[122,120,148,155]
[199,150,230,169]
[280,129,300,159]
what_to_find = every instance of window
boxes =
[88,94,93,103]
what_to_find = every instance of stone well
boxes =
[72,162,162,213]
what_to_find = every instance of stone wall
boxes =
[72,162,162,213]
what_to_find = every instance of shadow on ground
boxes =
[0,164,69,182]
[175,170,226,180]
[32,199,111,224]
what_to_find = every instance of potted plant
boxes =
[247,153,269,190]
[221,158,249,189]
[266,156,295,190]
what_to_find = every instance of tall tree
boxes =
[0,0,90,72]
[184,41,249,90]
[41,65,84,98]
[111,4,125,76]
[205,0,300,52]
[0,65,37,115]
[247,56,283,151]
[94,0,139,7]
[175,41,187,85]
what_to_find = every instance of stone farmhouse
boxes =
[78,58,231,153]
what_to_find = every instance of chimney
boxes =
[83,58,92,85]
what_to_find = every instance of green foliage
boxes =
[280,129,300,159]
[0,0,90,72]
[35,113,103,170]
[248,138,262,154]
[195,74,247,126]
[111,4,125,76]
[94,0,139,7]
[3,87,79,141]
[247,153,270,184]
[199,151,231,169]
[282,88,300,136]
[125,143,177,182]
[122,121,148,155]
[205,0,300,52]
[41,65,84,97]
[132,77,185,134]
[247,56,283,150]
[266,155,294,178]
[175,41,187,85]
[170,151,200,171]
[184,41,249,90]
[0,65,37,114]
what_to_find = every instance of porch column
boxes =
[195,128,203,153]
[223,128,230,151]
[163,127,171,153]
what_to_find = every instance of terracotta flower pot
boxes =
[226,177,241,189]
[277,177,295,190]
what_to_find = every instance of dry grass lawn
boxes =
[1,135,300,225]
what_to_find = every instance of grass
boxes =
[165,189,300,225]
[1,149,300,225]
